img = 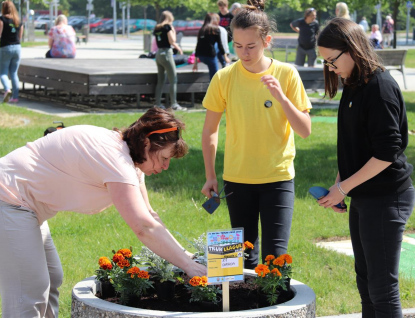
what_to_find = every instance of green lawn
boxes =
[0,95,414,317]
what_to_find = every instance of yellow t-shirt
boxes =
[203,59,312,184]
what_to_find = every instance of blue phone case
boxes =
[309,186,347,209]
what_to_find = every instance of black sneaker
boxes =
[171,104,187,111]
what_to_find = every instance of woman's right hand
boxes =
[185,261,207,278]
[192,63,198,72]
[201,179,218,198]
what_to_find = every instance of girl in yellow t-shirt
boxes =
[201,0,312,269]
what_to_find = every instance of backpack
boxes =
[383,21,392,34]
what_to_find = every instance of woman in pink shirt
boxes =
[46,14,76,58]
[0,107,206,317]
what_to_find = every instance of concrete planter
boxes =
[71,269,316,318]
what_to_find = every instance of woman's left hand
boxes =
[192,63,198,72]
[317,183,347,211]
[261,75,285,103]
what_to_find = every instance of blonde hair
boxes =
[55,14,68,26]
[1,1,20,27]
[155,11,174,30]
[336,2,350,20]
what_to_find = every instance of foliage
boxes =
[186,276,222,305]
[96,247,153,305]
[254,254,293,305]
[138,247,182,283]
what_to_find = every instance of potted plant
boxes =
[186,275,222,310]
[95,248,153,306]
[96,256,115,298]
[138,247,182,301]
[254,253,293,305]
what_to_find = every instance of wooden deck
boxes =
[18,58,325,110]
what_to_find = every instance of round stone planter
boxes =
[71,269,316,318]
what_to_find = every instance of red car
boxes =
[173,20,203,37]
[90,18,110,33]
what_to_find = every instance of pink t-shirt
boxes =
[0,125,140,224]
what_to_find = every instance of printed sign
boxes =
[207,229,244,284]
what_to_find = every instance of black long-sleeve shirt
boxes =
[337,69,412,197]
[195,29,225,58]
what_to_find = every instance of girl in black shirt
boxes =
[317,18,414,318]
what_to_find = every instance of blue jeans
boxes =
[215,43,226,68]
[198,55,219,80]
[349,185,414,318]
[224,180,294,269]
[0,44,21,99]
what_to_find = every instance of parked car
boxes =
[95,19,113,33]
[34,15,51,29]
[133,19,157,31]
[89,18,110,33]
[69,17,87,31]
[173,20,203,36]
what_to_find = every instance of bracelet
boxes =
[337,182,347,196]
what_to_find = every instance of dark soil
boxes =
[97,276,294,312]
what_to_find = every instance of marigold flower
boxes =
[282,254,293,264]
[127,266,141,278]
[189,276,202,287]
[271,268,282,277]
[244,241,254,250]
[138,270,150,279]
[273,257,285,267]
[98,257,112,270]
[255,264,270,277]
[113,253,124,263]
[117,248,132,258]
[200,276,208,287]
[117,259,130,269]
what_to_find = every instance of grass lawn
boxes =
[0,97,414,317]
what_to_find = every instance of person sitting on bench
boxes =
[46,14,76,58]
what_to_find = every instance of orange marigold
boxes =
[189,276,202,287]
[255,264,270,277]
[138,270,150,279]
[127,266,141,278]
[273,257,285,267]
[282,254,293,264]
[271,268,282,277]
[117,248,132,258]
[200,276,208,287]
[112,253,124,263]
[98,257,112,270]
[244,241,254,250]
[117,259,130,269]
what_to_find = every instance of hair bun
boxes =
[246,0,265,11]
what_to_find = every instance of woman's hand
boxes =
[184,261,207,278]
[317,183,347,213]
[261,75,286,103]
[201,179,218,198]
[192,63,198,72]
[224,55,231,64]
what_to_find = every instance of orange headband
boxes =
[146,127,178,137]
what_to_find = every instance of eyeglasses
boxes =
[323,51,346,69]
[146,127,180,139]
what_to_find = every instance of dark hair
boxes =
[304,8,316,18]
[230,0,276,43]
[317,17,385,98]
[116,108,188,166]
[198,13,220,38]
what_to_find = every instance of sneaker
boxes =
[9,98,19,103]
[171,104,187,111]
[153,105,166,110]
[3,90,11,103]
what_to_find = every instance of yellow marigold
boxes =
[200,276,208,287]
[282,254,293,264]
[244,241,254,250]
[271,268,282,277]
[117,248,132,258]
[273,257,285,267]
[189,276,202,287]
[255,264,270,277]
[112,253,124,263]
[98,257,113,270]
[127,266,141,278]
[138,270,150,279]
[117,259,130,269]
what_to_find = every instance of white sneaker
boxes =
[172,104,187,111]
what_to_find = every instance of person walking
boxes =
[0,107,206,318]
[193,13,230,80]
[46,15,76,58]
[201,0,312,269]
[211,13,230,68]
[359,16,369,32]
[382,15,394,47]
[317,17,414,318]
[0,0,23,103]
[290,8,319,67]
[153,11,186,111]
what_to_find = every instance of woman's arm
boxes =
[261,74,311,138]
[167,26,183,55]
[201,110,223,198]
[19,25,24,40]
[107,182,206,277]
[0,20,3,37]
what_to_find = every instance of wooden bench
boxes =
[375,49,407,89]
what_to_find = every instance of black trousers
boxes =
[349,185,414,318]
[224,179,294,269]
